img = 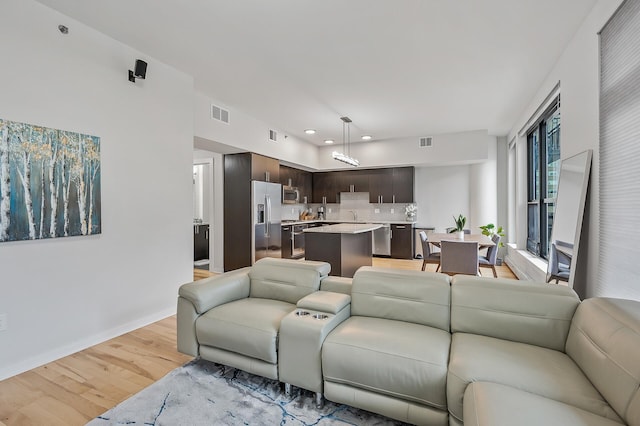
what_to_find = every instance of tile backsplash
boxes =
[281,192,415,222]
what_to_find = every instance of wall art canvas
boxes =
[0,118,101,242]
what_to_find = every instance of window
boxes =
[527,98,560,259]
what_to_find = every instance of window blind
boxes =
[599,0,640,300]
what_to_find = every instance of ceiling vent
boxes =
[211,104,230,124]
[269,129,277,142]
[419,136,433,147]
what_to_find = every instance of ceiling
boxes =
[36,0,597,146]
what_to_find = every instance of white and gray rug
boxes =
[87,358,407,425]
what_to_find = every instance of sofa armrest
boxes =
[297,291,351,314]
[178,267,251,314]
[320,276,352,295]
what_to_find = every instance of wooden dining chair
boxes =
[440,240,479,276]
[419,231,441,272]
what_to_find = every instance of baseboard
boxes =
[0,306,176,381]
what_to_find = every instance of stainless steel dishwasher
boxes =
[373,223,391,256]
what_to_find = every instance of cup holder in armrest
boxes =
[296,310,311,316]
[312,314,329,320]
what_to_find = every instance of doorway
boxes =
[193,160,213,271]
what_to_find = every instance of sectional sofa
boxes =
[177,258,640,426]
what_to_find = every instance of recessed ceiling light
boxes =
[324,139,334,144]
[304,129,316,135]
[361,135,372,140]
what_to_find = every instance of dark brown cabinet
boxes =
[281,225,292,259]
[194,224,209,261]
[368,167,414,203]
[224,152,280,271]
[392,167,414,203]
[391,223,413,259]
[337,170,369,193]
[251,153,279,182]
[313,172,339,203]
[280,165,313,203]
[313,167,413,204]
[369,169,394,203]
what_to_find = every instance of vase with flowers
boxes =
[405,204,417,222]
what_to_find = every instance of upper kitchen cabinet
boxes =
[251,153,280,182]
[369,169,394,203]
[313,172,338,204]
[298,169,313,203]
[337,170,369,193]
[280,165,313,203]
[368,167,414,203]
[392,167,415,203]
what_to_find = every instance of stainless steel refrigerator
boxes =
[252,181,282,263]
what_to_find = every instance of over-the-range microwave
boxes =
[282,185,300,204]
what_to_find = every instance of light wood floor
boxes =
[0,260,515,425]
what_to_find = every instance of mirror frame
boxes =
[547,149,592,288]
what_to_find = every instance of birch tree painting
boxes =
[0,118,101,242]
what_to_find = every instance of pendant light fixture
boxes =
[332,116,360,167]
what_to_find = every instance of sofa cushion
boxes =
[351,267,451,331]
[566,297,640,426]
[322,316,451,410]
[447,333,622,423]
[463,382,624,426]
[195,298,295,364]
[248,258,329,304]
[451,276,579,351]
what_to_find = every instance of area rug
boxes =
[87,358,407,425]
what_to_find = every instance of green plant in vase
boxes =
[449,214,466,239]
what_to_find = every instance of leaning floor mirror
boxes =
[546,149,592,289]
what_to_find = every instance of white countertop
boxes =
[303,223,382,234]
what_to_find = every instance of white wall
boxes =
[414,166,470,232]
[0,0,194,380]
[194,92,320,170]
[506,0,625,297]
[317,130,493,170]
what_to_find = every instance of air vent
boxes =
[211,104,230,124]
[269,129,277,142]
[419,136,433,147]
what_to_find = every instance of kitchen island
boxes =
[304,223,381,278]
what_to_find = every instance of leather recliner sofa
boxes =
[177,261,640,426]
[176,257,331,381]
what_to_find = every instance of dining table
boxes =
[427,233,495,248]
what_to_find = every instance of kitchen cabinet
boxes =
[251,153,279,182]
[337,170,369,193]
[391,223,413,259]
[369,169,394,203]
[298,169,313,203]
[392,167,414,203]
[313,172,339,203]
[194,224,209,261]
[281,225,292,259]
[224,152,280,271]
[280,165,313,204]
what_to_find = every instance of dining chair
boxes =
[419,231,441,272]
[479,234,501,278]
[440,240,479,276]
[547,240,572,284]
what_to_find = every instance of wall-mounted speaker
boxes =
[128,59,148,83]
